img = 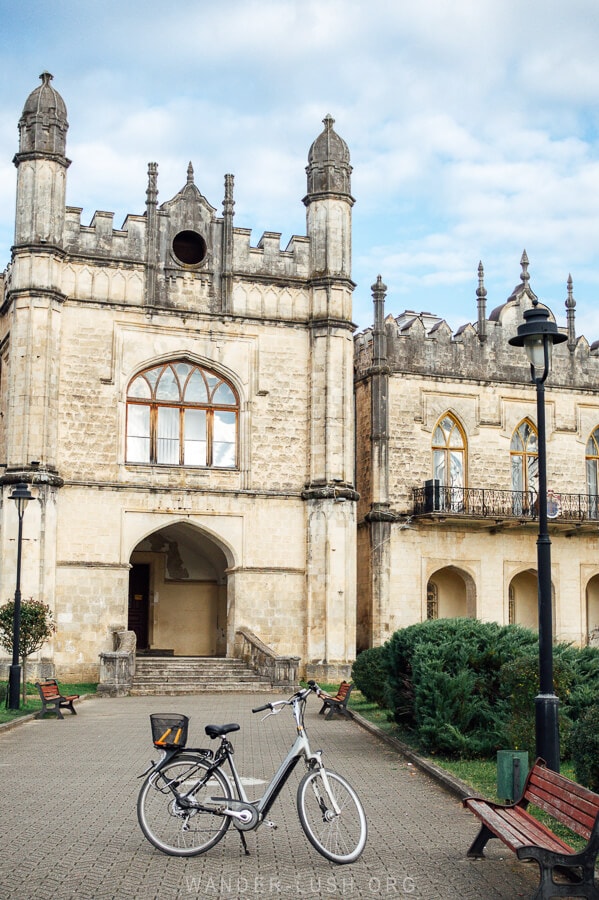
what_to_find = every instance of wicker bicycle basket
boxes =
[150,713,189,749]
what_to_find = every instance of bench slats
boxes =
[526,773,599,839]
[466,799,574,855]
[464,760,599,899]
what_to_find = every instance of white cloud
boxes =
[1,0,599,338]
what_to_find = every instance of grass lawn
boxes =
[0,682,97,725]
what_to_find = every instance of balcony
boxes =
[412,481,599,532]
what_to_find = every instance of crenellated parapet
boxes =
[355,256,599,394]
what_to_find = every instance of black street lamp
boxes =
[7,481,33,710]
[509,299,567,772]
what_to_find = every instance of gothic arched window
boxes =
[432,414,466,510]
[126,361,238,468]
[511,419,538,514]
[586,427,599,518]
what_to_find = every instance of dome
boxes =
[305,114,352,197]
[18,72,68,156]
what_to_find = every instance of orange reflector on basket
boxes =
[156,728,172,746]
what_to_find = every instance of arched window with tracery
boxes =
[511,419,538,514]
[126,361,238,468]
[586,427,599,518]
[432,413,466,509]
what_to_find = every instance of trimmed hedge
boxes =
[353,619,599,764]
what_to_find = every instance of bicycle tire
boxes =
[137,754,231,857]
[297,767,367,864]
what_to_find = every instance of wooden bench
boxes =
[463,759,599,899]
[318,681,354,719]
[35,679,79,719]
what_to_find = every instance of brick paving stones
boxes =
[0,693,540,899]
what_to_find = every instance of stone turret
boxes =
[13,72,70,247]
[304,115,354,283]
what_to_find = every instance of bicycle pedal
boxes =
[264,820,278,829]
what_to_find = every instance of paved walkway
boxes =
[0,693,540,899]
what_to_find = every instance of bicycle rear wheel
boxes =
[297,767,367,864]
[137,754,231,856]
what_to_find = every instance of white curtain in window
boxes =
[127,405,151,463]
[157,407,179,464]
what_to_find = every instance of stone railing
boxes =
[97,629,136,697]
[235,628,300,690]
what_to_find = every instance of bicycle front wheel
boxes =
[137,754,231,857]
[297,768,367,864]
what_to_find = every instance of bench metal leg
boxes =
[523,848,599,899]
[466,824,496,858]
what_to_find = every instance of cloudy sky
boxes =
[1,0,598,337]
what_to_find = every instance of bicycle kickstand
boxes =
[238,830,250,856]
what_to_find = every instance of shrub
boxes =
[385,618,537,734]
[571,702,599,790]
[351,646,388,707]
[411,642,507,756]
[499,649,575,760]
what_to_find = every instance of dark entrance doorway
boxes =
[128,563,150,650]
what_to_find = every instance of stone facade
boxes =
[355,261,599,651]
[2,74,597,684]
[0,75,356,681]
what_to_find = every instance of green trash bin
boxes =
[497,750,529,801]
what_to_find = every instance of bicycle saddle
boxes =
[205,723,240,739]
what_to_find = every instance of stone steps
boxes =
[129,656,273,695]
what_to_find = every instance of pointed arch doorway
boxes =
[128,523,229,656]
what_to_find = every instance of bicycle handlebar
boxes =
[251,681,321,714]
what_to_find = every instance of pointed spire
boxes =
[186,161,194,185]
[566,273,576,352]
[476,261,487,343]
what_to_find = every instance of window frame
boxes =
[126,361,239,469]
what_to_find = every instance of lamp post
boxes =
[7,482,33,710]
[509,299,566,772]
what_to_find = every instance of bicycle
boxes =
[136,681,367,864]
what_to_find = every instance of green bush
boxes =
[385,619,537,735]
[499,649,575,760]
[351,646,388,707]
[411,642,507,756]
[571,702,599,790]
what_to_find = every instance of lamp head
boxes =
[9,482,33,517]
[509,299,567,381]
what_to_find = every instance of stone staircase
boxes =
[129,656,274,695]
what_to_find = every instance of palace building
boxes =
[1,73,598,685]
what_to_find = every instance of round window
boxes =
[172,230,207,265]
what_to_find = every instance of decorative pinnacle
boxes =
[476,261,487,299]
[186,161,194,184]
[323,113,335,130]
[39,72,54,85]
[520,250,530,287]
[566,274,575,310]
[371,274,387,297]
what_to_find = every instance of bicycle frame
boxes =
[147,688,340,825]
[233,704,334,820]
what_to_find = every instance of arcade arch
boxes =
[426,566,476,619]
[128,522,230,656]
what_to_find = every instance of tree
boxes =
[0,599,56,705]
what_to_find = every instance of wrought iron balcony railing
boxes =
[412,483,599,524]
